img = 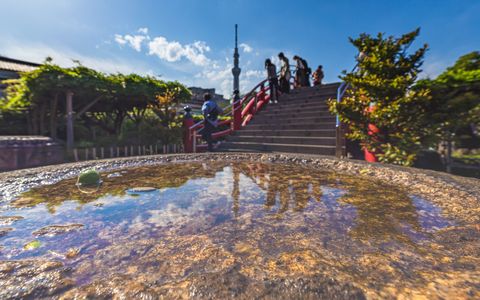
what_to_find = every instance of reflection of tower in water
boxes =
[231,164,240,217]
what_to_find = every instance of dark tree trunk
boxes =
[31,107,39,135]
[39,101,47,135]
[114,110,126,135]
[27,110,33,134]
[49,93,59,139]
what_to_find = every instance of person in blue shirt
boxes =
[201,93,223,151]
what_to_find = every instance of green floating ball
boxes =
[77,169,101,186]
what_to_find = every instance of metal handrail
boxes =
[336,62,359,127]
[334,62,359,158]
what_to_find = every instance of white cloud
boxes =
[148,37,184,62]
[193,61,266,97]
[114,34,147,52]
[138,27,149,34]
[148,37,210,66]
[192,41,210,53]
[115,28,212,67]
[245,69,263,78]
[114,34,127,45]
[239,43,253,53]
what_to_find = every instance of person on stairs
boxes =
[265,59,279,104]
[312,65,324,86]
[201,93,223,152]
[278,52,291,94]
[293,55,311,87]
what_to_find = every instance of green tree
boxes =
[328,28,430,166]
[0,61,110,138]
[416,51,480,171]
[150,81,191,128]
[0,59,191,145]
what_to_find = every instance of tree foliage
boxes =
[416,51,480,135]
[150,81,192,128]
[0,60,191,140]
[415,51,480,170]
[328,28,430,166]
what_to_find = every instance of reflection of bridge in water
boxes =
[227,162,451,245]
[231,162,324,216]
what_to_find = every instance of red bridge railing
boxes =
[185,77,275,152]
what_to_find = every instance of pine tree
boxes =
[329,28,430,166]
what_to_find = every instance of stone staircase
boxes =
[220,83,340,155]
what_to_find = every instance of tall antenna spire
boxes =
[232,24,241,93]
[235,24,238,48]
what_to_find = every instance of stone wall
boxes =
[0,136,64,172]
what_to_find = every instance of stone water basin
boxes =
[0,159,478,299]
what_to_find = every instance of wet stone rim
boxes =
[0,152,479,224]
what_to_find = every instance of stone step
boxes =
[219,84,342,156]
[250,116,336,125]
[282,89,335,96]
[279,95,334,103]
[268,98,332,108]
[287,83,339,94]
[246,123,336,130]
[234,129,336,137]
[256,108,335,116]
[282,88,338,99]
[282,92,336,100]
[279,97,336,105]
[228,135,336,146]
[264,100,328,110]
[256,110,333,119]
[282,92,336,101]
[220,141,337,155]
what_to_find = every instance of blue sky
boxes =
[1,0,479,97]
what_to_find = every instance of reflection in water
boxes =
[11,163,225,213]
[230,162,453,244]
[0,161,468,299]
[339,180,424,244]
[231,166,240,217]
[233,163,324,214]
[76,183,102,194]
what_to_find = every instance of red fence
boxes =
[186,79,273,152]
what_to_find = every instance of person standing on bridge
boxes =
[201,93,223,152]
[312,65,324,86]
[265,59,279,104]
[293,55,311,87]
[278,52,291,94]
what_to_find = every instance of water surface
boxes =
[0,161,476,299]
